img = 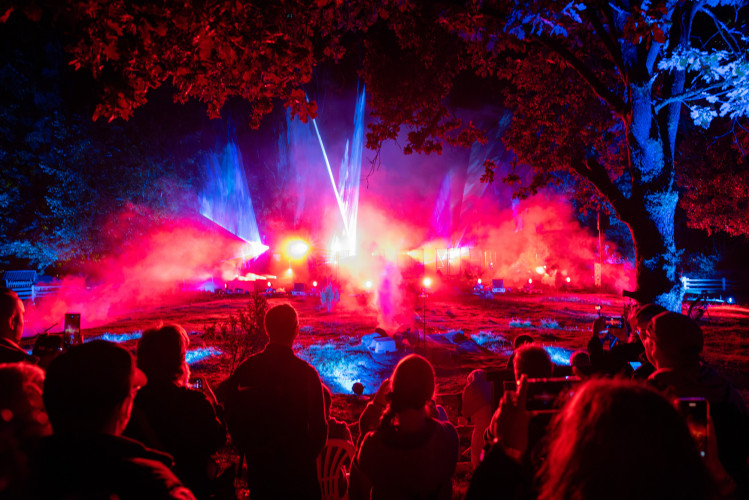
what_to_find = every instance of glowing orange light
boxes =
[423,277,432,288]
[286,268,293,275]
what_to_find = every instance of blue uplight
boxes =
[543,345,575,366]
[186,347,222,365]
[90,332,143,343]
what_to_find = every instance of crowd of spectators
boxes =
[1,286,747,499]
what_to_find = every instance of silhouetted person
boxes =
[322,384,353,445]
[462,369,493,468]
[644,311,749,496]
[569,350,594,379]
[505,334,534,369]
[469,378,714,500]
[357,378,390,448]
[219,303,327,500]
[124,325,225,499]
[0,288,35,364]
[351,355,459,500]
[539,378,713,499]
[32,340,194,499]
[0,363,50,498]
[587,303,665,377]
[464,343,553,469]
[512,343,553,382]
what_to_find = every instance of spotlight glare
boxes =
[364,280,373,289]
[477,279,482,285]
[566,277,571,283]
[535,266,546,275]
[313,281,318,287]
[423,277,432,288]
[528,278,533,284]
[287,239,310,258]
[267,281,271,287]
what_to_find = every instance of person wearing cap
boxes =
[351,354,459,500]
[0,288,36,365]
[587,303,666,377]
[644,311,749,497]
[30,340,195,499]
[124,325,225,499]
[218,303,328,500]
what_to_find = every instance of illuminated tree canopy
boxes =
[3,0,748,307]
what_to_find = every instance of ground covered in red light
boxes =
[81,290,749,414]
[73,290,749,497]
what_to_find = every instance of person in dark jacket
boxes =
[0,288,35,364]
[351,354,459,500]
[219,303,328,500]
[124,324,225,499]
[644,311,749,497]
[32,340,195,499]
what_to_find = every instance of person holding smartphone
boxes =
[644,312,749,497]
[587,303,665,377]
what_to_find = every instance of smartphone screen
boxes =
[677,398,709,458]
[629,361,642,370]
[64,313,81,346]
[189,377,203,390]
[525,376,581,413]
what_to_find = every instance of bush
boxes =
[204,293,269,372]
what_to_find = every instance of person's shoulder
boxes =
[124,456,196,499]
[293,353,322,378]
[432,418,460,445]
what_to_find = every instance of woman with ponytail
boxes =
[350,354,459,500]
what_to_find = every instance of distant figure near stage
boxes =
[219,303,328,500]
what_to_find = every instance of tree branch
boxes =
[570,155,629,218]
[538,35,627,115]
[586,6,627,82]
[654,82,734,112]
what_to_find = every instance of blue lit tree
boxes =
[360,0,749,309]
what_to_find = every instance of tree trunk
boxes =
[624,199,683,310]
[620,83,683,311]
